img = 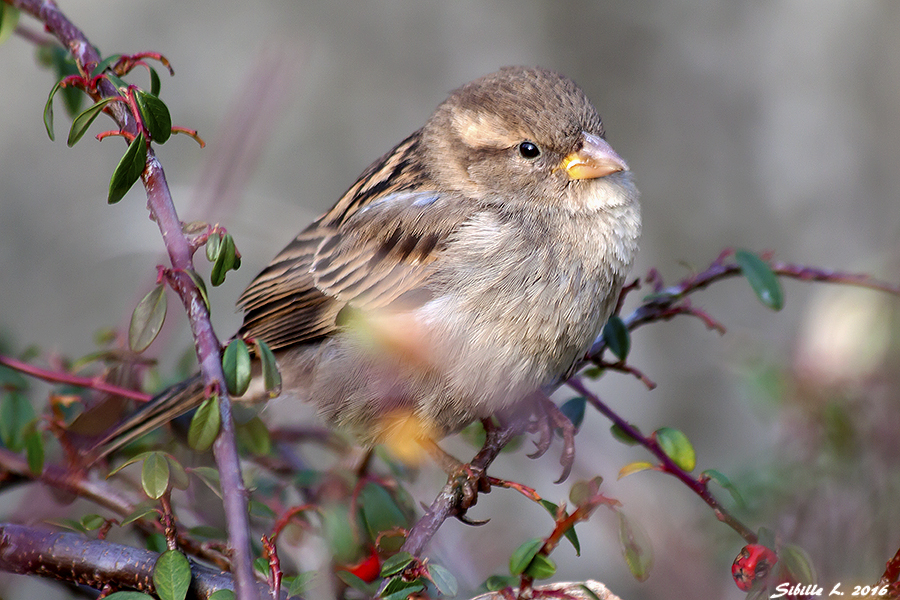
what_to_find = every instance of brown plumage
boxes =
[97,66,641,457]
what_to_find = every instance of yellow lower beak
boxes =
[562,131,629,180]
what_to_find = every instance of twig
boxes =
[566,377,757,543]
[0,355,152,403]
[5,1,256,597]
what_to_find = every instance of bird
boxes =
[95,66,641,461]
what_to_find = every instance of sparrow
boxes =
[97,66,641,459]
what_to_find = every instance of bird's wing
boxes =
[237,135,474,351]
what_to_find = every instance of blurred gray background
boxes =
[2,1,900,599]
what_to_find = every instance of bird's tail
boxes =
[87,373,206,463]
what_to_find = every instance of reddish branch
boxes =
[566,377,758,543]
[0,355,152,403]
[3,1,256,597]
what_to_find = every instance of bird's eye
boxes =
[518,141,541,159]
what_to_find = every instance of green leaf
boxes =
[0,4,20,47]
[141,451,170,499]
[67,97,117,147]
[484,575,518,592]
[654,427,696,472]
[525,553,556,579]
[735,249,784,311]
[361,483,409,543]
[190,466,222,498]
[210,233,236,286]
[105,72,129,92]
[129,284,167,352]
[602,315,630,360]
[286,571,316,596]
[222,339,251,396]
[183,269,210,312]
[254,339,282,397]
[1,391,35,451]
[149,67,162,97]
[104,592,156,600]
[153,549,192,600]
[509,538,544,575]
[91,54,122,77]
[108,131,147,204]
[539,500,580,555]
[702,469,745,507]
[618,461,654,479]
[610,423,641,446]
[187,395,221,451]
[559,396,586,430]
[43,81,62,141]
[134,89,172,143]
[207,591,234,600]
[253,557,270,576]
[427,563,458,596]
[121,505,158,526]
[779,544,816,586]
[380,551,415,577]
[25,431,44,474]
[80,514,106,531]
[336,569,377,595]
[568,476,602,506]
[617,511,653,581]
[380,576,425,600]
[236,416,271,456]
[205,232,222,262]
[165,454,189,491]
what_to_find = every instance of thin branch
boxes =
[566,377,757,543]
[5,1,256,596]
[0,355,152,403]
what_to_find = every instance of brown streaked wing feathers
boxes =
[237,130,473,351]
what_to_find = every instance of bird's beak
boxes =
[562,131,628,180]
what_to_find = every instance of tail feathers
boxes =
[87,374,206,463]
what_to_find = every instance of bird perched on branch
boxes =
[96,66,641,464]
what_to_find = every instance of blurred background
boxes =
[1,1,900,599]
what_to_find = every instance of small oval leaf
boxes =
[222,339,251,396]
[427,563,458,596]
[559,396,586,431]
[255,339,282,397]
[141,451,170,499]
[525,553,557,580]
[210,234,236,287]
[187,395,221,451]
[91,54,122,77]
[610,423,641,446]
[205,232,221,262]
[134,89,172,143]
[0,4,20,47]
[129,284,167,352]
[735,249,784,311]
[153,549,192,600]
[702,468,745,507]
[25,431,44,474]
[380,551,415,577]
[654,427,696,472]
[108,131,147,204]
[617,511,653,581]
[509,538,543,575]
[149,67,162,97]
[67,96,117,147]
[1,391,36,451]
[602,315,630,360]
[43,80,62,141]
[618,461,655,480]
